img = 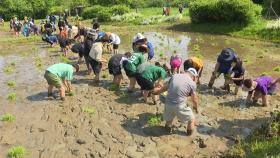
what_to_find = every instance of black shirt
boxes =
[109,54,125,67]
[71,43,84,54]
[232,66,245,78]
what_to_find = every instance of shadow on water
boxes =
[122,112,171,137]
[26,91,51,101]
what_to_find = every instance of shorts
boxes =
[233,80,243,86]
[268,85,277,95]
[214,71,231,79]
[44,71,62,88]
[170,59,182,69]
[108,63,122,76]
[113,44,119,49]
[163,104,194,123]
[135,74,154,90]
[88,57,102,75]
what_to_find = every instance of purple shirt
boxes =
[249,76,273,95]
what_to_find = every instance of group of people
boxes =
[9,16,38,36]
[40,18,279,135]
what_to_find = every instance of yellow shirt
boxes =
[191,57,203,69]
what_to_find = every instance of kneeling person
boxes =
[136,65,167,104]
[44,63,79,101]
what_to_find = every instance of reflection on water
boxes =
[144,32,191,61]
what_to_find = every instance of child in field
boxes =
[243,76,279,106]
[184,57,204,84]
[71,43,85,63]
[230,58,245,95]
[170,53,182,74]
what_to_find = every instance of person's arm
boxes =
[153,81,168,95]
[246,92,253,103]
[262,94,268,106]
[191,92,199,113]
[214,62,220,73]
[269,78,280,87]
[232,75,244,81]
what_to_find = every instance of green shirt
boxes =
[125,52,144,72]
[47,63,73,80]
[140,66,167,82]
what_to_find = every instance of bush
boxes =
[189,0,262,24]
[82,5,130,22]
[110,5,130,15]
[49,6,67,15]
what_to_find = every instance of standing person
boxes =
[74,26,88,42]
[109,33,121,54]
[58,17,66,33]
[22,21,30,37]
[179,5,184,14]
[208,48,238,91]
[163,7,166,16]
[230,58,245,95]
[170,54,182,74]
[0,15,4,26]
[88,42,107,83]
[153,68,199,135]
[44,63,79,101]
[135,65,167,104]
[243,76,279,106]
[10,18,14,31]
[184,57,204,84]
[14,17,22,36]
[50,14,56,25]
[123,44,147,92]
[108,52,132,87]
[93,22,100,32]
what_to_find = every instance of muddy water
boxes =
[0,30,280,158]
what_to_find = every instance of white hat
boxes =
[187,68,198,77]
[133,33,146,43]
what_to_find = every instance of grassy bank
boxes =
[224,112,280,158]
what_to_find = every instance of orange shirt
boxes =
[191,57,203,70]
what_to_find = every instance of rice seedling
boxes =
[241,44,245,47]
[147,114,161,127]
[261,71,269,76]
[3,66,14,74]
[1,113,15,122]
[102,72,109,79]
[159,52,164,57]
[211,42,218,46]
[210,36,215,41]
[10,61,16,66]
[108,84,119,91]
[6,80,16,88]
[273,66,280,72]
[7,92,16,101]
[35,57,43,69]
[68,91,74,96]
[8,146,26,158]
[193,44,201,52]
[81,106,96,115]
[60,55,72,64]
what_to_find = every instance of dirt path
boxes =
[0,31,279,158]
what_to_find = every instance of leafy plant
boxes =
[60,55,72,64]
[7,92,16,101]
[102,72,109,79]
[274,66,280,72]
[6,80,16,88]
[8,146,26,158]
[3,66,14,74]
[81,106,96,115]
[147,114,161,127]
[35,57,43,69]
[1,113,16,122]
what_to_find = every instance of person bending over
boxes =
[184,57,203,84]
[44,63,79,101]
[243,76,279,106]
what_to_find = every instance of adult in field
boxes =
[44,63,79,101]
[153,68,199,135]
[135,65,167,104]
[0,15,4,26]
[184,57,204,84]
[243,76,279,106]
[123,44,147,92]
[208,48,238,91]
[108,52,132,87]
[88,42,107,83]
[84,29,98,74]
[170,54,182,74]
[103,32,121,54]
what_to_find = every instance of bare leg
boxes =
[252,91,262,104]
[143,90,149,103]
[208,73,216,88]
[59,87,66,100]
[128,77,136,91]
[234,85,240,95]
[152,94,159,105]
[48,85,54,95]
[187,119,195,135]
[94,73,100,82]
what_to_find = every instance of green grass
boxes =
[8,146,26,158]
[81,106,96,115]
[6,80,16,88]
[7,92,16,102]
[224,112,280,158]
[0,113,16,122]
[147,114,161,127]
